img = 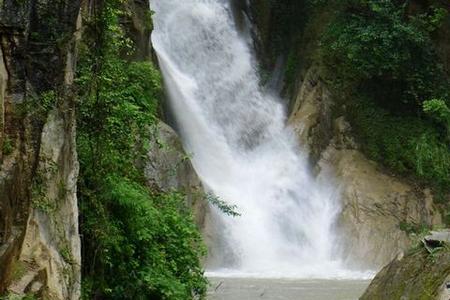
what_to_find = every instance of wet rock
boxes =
[360,236,450,300]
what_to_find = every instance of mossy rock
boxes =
[361,243,450,300]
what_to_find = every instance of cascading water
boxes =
[151,0,366,279]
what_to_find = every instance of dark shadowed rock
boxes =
[423,230,450,253]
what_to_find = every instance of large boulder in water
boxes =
[360,230,450,300]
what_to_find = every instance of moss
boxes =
[0,294,38,300]
[58,180,67,200]
[31,196,56,213]
[39,90,57,112]
[31,171,56,214]
[361,244,450,299]
[2,137,13,156]
[59,245,74,264]
[10,261,26,282]
[399,221,431,235]
[144,10,153,31]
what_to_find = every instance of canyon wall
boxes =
[0,0,81,298]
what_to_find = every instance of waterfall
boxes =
[151,0,364,279]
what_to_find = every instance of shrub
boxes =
[318,0,450,192]
[76,1,207,298]
[320,0,449,112]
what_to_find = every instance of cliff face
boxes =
[0,0,81,298]
[288,68,442,269]
[121,0,154,61]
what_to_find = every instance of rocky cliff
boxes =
[0,0,81,298]
[288,68,443,269]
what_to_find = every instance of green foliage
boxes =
[31,196,55,213]
[39,90,58,112]
[399,221,430,236]
[80,176,206,299]
[60,245,75,264]
[144,10,154,31]
[14,89,59,123]
[423,98,450,139]
[31,171,56,214]
[320,0,449,111]
[424,99,450,122]
[77,1,206,299]
[76,59,160,178]
[206,194,240,217]
[317,0,450,193]
[349,99,450,188]
[2,137,13,156]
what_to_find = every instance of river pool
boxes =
[207,277,370,300]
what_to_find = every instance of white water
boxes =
[151,0,370,279]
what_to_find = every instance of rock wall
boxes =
[121,0,154,61]
[288,68,442,269]
[145,121,209,229]
[0,0,81,298]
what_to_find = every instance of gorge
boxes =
[0,0,449,299]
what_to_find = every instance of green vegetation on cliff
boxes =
[318,0,450,198]
[76,1,206,299]
[260,0,450,211]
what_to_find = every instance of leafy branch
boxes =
[206,193,240,217]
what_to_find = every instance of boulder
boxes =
[360,232,450,300]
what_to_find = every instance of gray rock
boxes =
[145,121,208,228]
[425,230,450,243]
